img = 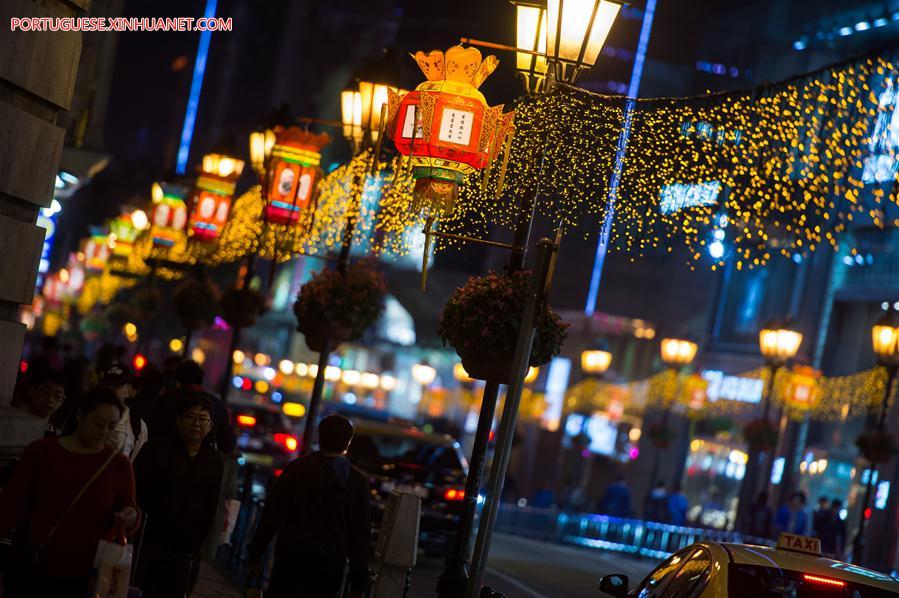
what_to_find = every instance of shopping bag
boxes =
[221,499,241,544]
[90,538,134,598]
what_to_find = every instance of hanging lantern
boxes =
[783,365,822,412]
[42,272,64,304]
[264,127,331,226]
[80,228,112,273]
[150,181,189,248]
[108,210,147,259]
[387,45,514,215]
[187,151,245,242]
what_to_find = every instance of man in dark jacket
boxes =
[134,394,224,597]
[248,414,371,598]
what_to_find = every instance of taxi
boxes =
[599,533,899,597]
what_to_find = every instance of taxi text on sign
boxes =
[776,533,822,556]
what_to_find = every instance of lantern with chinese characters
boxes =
[784,365,822,412]
[150,182,189,248]
[387,45,514,215]
[187,149,245,242]
[42,272,64,304]
[80,228,111,273]
[263,128,331,226]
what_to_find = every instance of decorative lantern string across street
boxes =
[851,309,899,566]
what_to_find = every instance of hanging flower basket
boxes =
[293,260,387,352]
[220,287,268,329]
[743,418,780,452]
[437,271,568,384]
[647,423,676,449]
[856,430,897,464]
[172,278,220,331]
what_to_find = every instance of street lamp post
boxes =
[412,362,438,416]
[462,6,622,596]
[300,80,390,454]
[737,317,803,525]
[573,345,612,501]
[851,310,899,565]
[647,338,698,495]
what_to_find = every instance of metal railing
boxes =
[494,505,773,560]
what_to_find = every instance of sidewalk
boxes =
[193,563,244,598]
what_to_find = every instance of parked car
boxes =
[346,419,469,556]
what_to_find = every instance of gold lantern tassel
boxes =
[420,214,435,292]
[494,129,514,199]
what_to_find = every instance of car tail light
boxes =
[803,574,846,588]
[444,488,465,501]
[236,414,257,427]
[274,433,298,452]
[274,469,283,477]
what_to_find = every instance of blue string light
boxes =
[175,0,217,175]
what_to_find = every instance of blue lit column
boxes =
[175,0,218,175]
[584,0,658,315]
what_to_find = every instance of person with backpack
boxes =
[0,388,139,597]
[247,415,371,598]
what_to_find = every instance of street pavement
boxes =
[195,533,658,597]
[412,533,657,598]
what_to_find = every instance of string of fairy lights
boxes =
[36,48,899,335]
[563,366,889,423]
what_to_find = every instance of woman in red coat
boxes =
[0,387,139,597]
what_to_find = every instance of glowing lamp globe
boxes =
[581,349,612,375]
[150,182,189,248]
[759,318,803,367]
[412,363,437,386]
[660,338,699,368]
[388,46,514,215]
[511,0,549,91]
[872,310,899,368]
[546,0,623,82]
[187,151,246,242]
[264,127,331,226]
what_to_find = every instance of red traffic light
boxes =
[133,354,147,371]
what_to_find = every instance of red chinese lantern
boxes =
[263,128,331,226]
[387,45,514,215]
[42,273,64,304]
[150,182,189,248]
[784,365,822,411]
[187,150,245,242]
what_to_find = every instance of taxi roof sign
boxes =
[777,533,822,556]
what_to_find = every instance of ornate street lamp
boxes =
[581,347,613,376]
[546,0,623,83]
[660,337,699,369]
[647,337,698,493]
[341,80,390,155]
[758,317,803,418]
[511,0,549,92]
[851,310,899,565]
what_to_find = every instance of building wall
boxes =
[0,0,87,459]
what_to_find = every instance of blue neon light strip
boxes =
[584,0,658,316]
[175,0,217,175]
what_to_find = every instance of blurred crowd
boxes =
[0,337,239,597]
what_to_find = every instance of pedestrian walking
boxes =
[817,498,847,559]
[248,414,372,598]
[133,394,224,598]
[598,475,631,517]
[0,388,139,597]
[667,485,689,526]
[100,364,148,460]
[774,491,809,536]
[740,492,774,539]
[812,496,830,537]
[11,368,66,434]
[644,481,670,522]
